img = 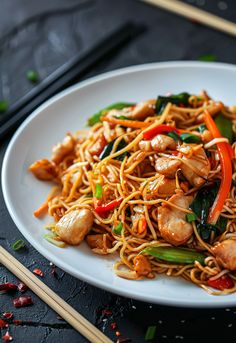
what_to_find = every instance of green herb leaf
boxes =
[145,325,157,341]
[198,54,217,62]
[87,102,135,126]
[99,137,129,161]
[167,131,180,141]
[156,92,190,115]
[27,69,39,83]
[141,246,206,265]
[180,133,201,143]
[95,184,103,199]
[12,239,26,251]
[186,213,197,222]
[113,222,123,235]
[0,100,9,113]
[214,113,233,143]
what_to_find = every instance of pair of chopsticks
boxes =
[0,22,138,140]
[0,246,112,343]
[142,0,236,37]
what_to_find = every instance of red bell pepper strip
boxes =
[204,109,232,225]
[143,124,180,140]
[207,275,234,290]
[95,197,123,215]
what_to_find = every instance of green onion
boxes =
[113,222,123,235]
[0,100,9,113]
[88,102,135,126]
[180,133,201,143]
[186,213,197,222]
[99,137,128,161]
[197,124,207,133]
[145,325,157,341]
[12,239,26,251]
[214,113,233,143]
[156,92,190,115]
[167,131,180,141]
[27,69,39,83]
[141,246,206,265]
[95,184,103,199]
[44,234,66,248]
[198,54,217,62]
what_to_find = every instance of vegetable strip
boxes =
[203,109,232,224]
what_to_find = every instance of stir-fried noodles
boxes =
[29,91,236,295]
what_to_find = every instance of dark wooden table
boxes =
[1,1,236,342]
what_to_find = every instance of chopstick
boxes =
[0,246,112,343]
[142,0,236,37]
[0,22,138,140]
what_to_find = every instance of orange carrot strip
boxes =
[33,202,48,218]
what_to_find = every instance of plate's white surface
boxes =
[2,61,236,308]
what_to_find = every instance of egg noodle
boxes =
[30,91,236,295]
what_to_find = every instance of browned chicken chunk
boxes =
[157,177,177,196]
[55,208,94,245]
[133,255,152,276]
[211,239,236,271]
[155,158,181,178]
[29,159,57,180]
[139,134,176,152]
[180,146,210,187]
[89,134,107,156]
[158,192,193,246]
[52,134,75,164]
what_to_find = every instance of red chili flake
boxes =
[13,296,33,308]
[110,322,117,330]
[117,338,131,343]
[17,282,28,293]
[115,331,121,337]
[0,319,8,328]
[102,309,112,316]
[0,283,17,293]
[13,320,23,326]
[2,331,13,341]
[33,268,44,277]
[3,313,14,320]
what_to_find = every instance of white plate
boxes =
[2,61,236,308]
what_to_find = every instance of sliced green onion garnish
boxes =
[0,100,9,113]
[113,222,123,235]
[180,133,201,143]
[167,131,180,141]
[44,234,66,248]
[95,184,103,199]
[198,54,217,62]
[186,213,197,222]
[27,69,39,83]
[12,239,26,251]
[145,325,157,341]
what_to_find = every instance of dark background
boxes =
[1,0,236,342]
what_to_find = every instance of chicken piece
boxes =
[139,134,176,152]
[133,255,152,276]
[29,159,57,180]
[158,192,193,246]
[155,158,181,178]
[151,134,176,152]
[157,177,177,196]
[89,134,107,156]
[55,209,94,245]
[211,239,236,271]
[86,234,112,253]
[128,99,156,120]
[52,134,75,164]
[181,146,210,187]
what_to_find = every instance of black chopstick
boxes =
[0,22,138,139]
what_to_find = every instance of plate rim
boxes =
[2,60,236,308]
